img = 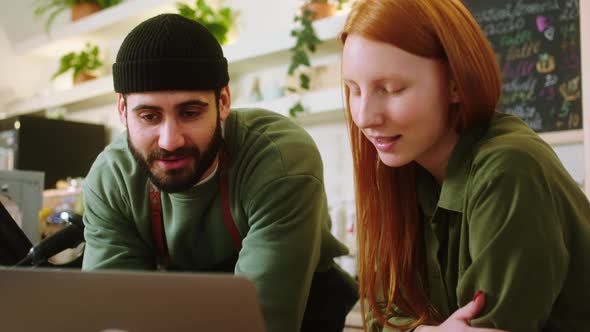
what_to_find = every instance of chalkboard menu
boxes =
[463,0,582,133]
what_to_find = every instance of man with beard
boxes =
[81,13,358,332]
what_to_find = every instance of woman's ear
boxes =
[449,80,460,103]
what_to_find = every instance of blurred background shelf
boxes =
[234,87,345,125]
[6,76,115,116]
[7,11,347,118]
[14,0,180,57]
[226,14,346,75]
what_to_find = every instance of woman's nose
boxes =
[354,95,384,129]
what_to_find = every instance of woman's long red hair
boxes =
[340,0,502,330]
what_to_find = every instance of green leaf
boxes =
[287,3,323,92]
[289,102,305,118]
[33,0,122,34]
[176,0,236,45]
[51,42,103,81]
[299,73,310,90]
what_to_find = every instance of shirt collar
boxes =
[438,122,489,212]
[417,121,488,214]
[194,161,219,186]
[416,165,439,217]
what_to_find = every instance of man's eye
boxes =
[140,113,160,122]
[182,110,202,119]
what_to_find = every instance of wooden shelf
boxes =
[15,0,180,57]
[7,76,116,116]
[17,1,347,61]
[232,88,344,118]
[43,187,82,198]
[7,12,348,117]
[226,14,346,75]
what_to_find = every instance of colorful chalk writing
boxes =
[464,0,582,132]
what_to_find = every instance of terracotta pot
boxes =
[71,2,102,22]
[302,3,337,21]
[73,72,96,85]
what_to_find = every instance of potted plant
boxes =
[287,0,348,117]
[51,43,103,85]
[176,0,236,45]
[286,7,321,117]
[302,0,338,21]
[34,0,123,34]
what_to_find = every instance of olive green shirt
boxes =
[381,112,590,331]
[82,109,353,332]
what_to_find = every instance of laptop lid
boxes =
[0,199,32,266]
[0,268,266,332]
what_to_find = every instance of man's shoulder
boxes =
[230,108,312,140]
[85,132,145,191]
[227,108,323,174]
[89,132,132,170]
[225,109,325,198]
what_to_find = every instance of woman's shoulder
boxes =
[458,112,584,212]
[470,112,561,178]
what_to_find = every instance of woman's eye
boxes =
[380,87,404,95]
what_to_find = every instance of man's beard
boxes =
[128,116,223,193]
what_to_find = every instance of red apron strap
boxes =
[149,183,171,268]
[219,143,243,250]
[149,144,242,269]
[220,171,242,250]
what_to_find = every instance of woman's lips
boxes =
[371,135,402,151]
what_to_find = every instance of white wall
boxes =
[0,27,53,110]
[305,120,355,203]
[553,143,585,187]
[0,0,66,109]
[0,0,587,201]
[0,0,63,45]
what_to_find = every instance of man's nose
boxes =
[158,120,185,151]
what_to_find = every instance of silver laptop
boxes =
[0,268,266,332]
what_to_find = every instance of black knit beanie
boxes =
[113,13,229,93]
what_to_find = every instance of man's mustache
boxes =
[147,146,199,162]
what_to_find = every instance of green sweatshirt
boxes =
[376,112,590,332]
[82,109,354,332]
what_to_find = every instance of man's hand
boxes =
[415,291,508,332]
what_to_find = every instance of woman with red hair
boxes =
[340,0,590,331]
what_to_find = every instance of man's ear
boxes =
[117,94,127,126]
[218,85,231,122]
